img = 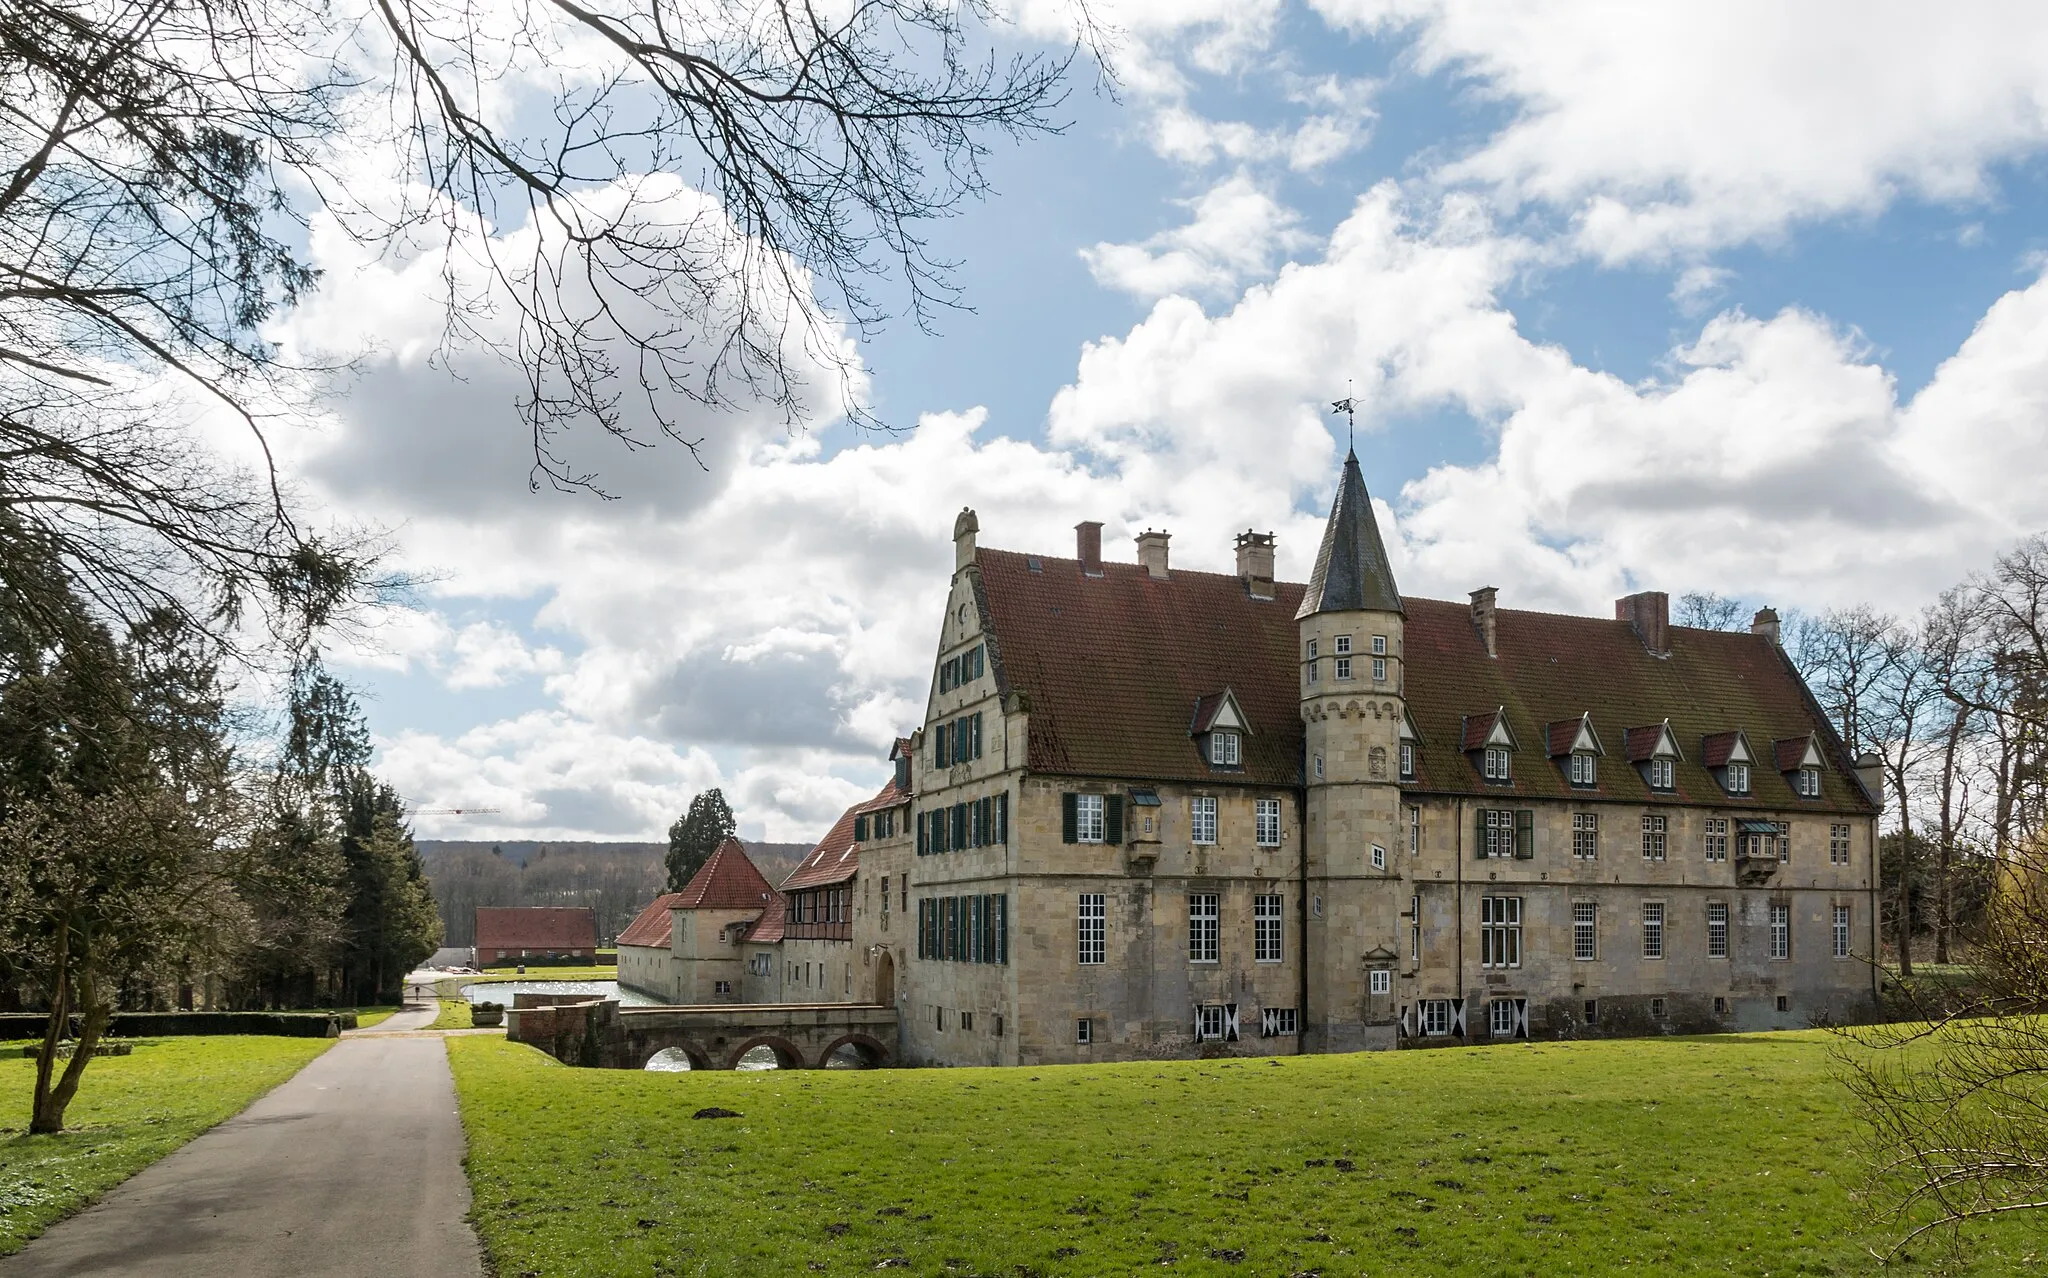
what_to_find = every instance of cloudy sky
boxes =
[268,3,2048,845]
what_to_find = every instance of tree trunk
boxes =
[29,922,71,1134]
[1936,709,1966,964]
[1894,813,1915,977]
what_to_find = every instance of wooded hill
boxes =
[421,841,812,946]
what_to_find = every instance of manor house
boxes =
[619,451,1882,1066]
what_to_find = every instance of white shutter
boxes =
[1451,998,1467,1036]
[1193,1005,1203,1040]
[1399,1004,1411,1038]
[1225,1004,1240,1042]
[1515,999,1530,1039]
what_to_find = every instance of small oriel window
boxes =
[1209,732,1241,766]
[1334,635,1352,655]
[1569,753,1597,787]
[1482,746,1511,781]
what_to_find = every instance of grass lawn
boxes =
[433,998,485,1030]
[449,1031,2046,1277]
[0,1036,331,1254]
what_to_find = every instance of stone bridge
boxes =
[507,996,899,1070]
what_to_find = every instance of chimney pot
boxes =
[1751,606,1781,646]
[1135,529,1171,580]
[1235,530,1275,600]
[1075,521,1104,577]
[953,507,979,572]
[1616,590,1670,657]
[1469,586,1499,658]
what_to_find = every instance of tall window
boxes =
[1572,812,1599,859]
[1077,894,1106,965]
[1191,796,1218,845]
[1400,742,1415,779]
[1704,818,1728,862]
[1335,656,1353,680]
[1188,893,1219,963]
[1408,805,1422,854]
[1707,902,1729,958]
[1572,901,1597,960]
[1569,753,1597,786]
[1210,732,1241,766]
[1484,809,1514,858]
[1371,634,1387,655]
[1829,823,1851,865]
[1833,905,1851,958]
[1480,896,1522,968]
[1306,660,1318,684]
[1410,893,1421,963]
[1726,762,1751,794]
[1648,758,1675,790]
[1770,902,1791,959]
[1254,895,1283,963]
[1372,656,1387,682]
[1255,798,1281,847]
[1642,902,1665,959]
[1075,794,1105,843]
[1641,814,1667,860]
[1483,747,1511,781]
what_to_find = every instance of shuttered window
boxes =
[1475,809,1535,859]
[915,894,1009,965]
[1065,793,1120,844]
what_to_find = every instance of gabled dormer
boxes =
[1398,706,1423,781]
[1460,707,1518,783]
[1190,688,1252,770]
[1625,719,1683,792]
[1546,712,1605,788]
[1700,729,1756,796]
[1774,734,1826,798]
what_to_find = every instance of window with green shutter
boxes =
[1104,795,1124,845]
[854,814,869,841]
[1514,810,1535,859]
[1062,792,1078,843]
[996,792,1009,844]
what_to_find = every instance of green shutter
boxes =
[997,894,1008,964]
[997,792,1009,844]
[917,811,928,856]
[972,712,984,759]
[1105,795,1124,845]
[1475,809,1490,860]
[854,814,869,842]
[1062,793,1078,843]
[935,723,949,765]
[1514,810,1536,859]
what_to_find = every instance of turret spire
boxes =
[1297,451,1404,618]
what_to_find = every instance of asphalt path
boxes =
[0,1011,483,1277]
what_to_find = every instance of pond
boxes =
[456,979,662,1008]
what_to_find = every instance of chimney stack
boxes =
[1751,606,1781,646]
[1854,752,1885,809]
[1135,529,1171,580]
[1616,590,1670,657]
[1235,530,1275,600]
[1469,586,1498,658]
[953,507,979,572]
[1075,521,1104,577]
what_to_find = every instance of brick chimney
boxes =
[1235,530,1275,600]
[1135,529,1170,580]
[1616,590,1670,657]
[953,507,978,572]
[1751,606,1781,646]
[1469,586,1498,658]
[1075,521,1104,577]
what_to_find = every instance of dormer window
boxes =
[1550,713,1604,790]
[1776,736,1826,798]
[1569,753,1597,787]
[1192,689,1251,771]
[1704,730,1756,796]
[1210,732,1241,766]
[1796,766,1821,797]
[1334,636,1352,655]
[1725,762,1750,795]
[1483,747,1511,781]
[1648,759,1675,790]
[1464,707,1518,784]
[1627,719,1683,793]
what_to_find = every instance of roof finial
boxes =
[1329,380,1356,458]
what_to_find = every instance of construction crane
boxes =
[412,806,502,817]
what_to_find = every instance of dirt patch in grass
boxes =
[448,1031,2046,1276]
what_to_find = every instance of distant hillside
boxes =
[419,839,815,945]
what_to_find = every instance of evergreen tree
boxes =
[666,790,737,892]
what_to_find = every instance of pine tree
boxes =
[666,790,737,892]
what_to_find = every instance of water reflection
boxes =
[456,980,660,1007]
[645,1047,693,1072]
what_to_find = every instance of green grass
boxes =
[449,1032,2046,1277]
[1,1036,331,1254]
[431,999,484,1030]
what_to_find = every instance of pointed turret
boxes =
[1297,450,1404,619]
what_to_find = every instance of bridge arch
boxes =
[818,1033,891,1069]
[637,1040,715,1071]
[725,1035,806,1071]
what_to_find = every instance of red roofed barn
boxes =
[474,907,597,967]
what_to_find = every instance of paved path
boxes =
[1,1010,484,1278]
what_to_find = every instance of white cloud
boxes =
[1316,1,2048,260]
[1082,173,1313,300]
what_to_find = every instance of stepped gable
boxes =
[975,547,1306,786]
[783,778,900,892]
[1399,599,1874,813]
[674,837,778,909]
[1298,449,1404,619]
[615,893,686,948]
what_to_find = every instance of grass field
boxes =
[432,998,483,1030]
[0,1036,331,1253]
[449,1031,2045,1277]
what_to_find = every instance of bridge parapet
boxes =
[510,998,898,1070]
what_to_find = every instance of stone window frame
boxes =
[1253,894,1284,964]
[1188,892,1220,964]
[1190,795,1218,845]
[1641,900,1666,960]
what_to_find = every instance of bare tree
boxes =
[1675,590,1745,631]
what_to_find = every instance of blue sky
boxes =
[273,3,2048,843]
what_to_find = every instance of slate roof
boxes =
[1297,450,1405,619]
[673,838,778,910]
[974,542,1874,813]
[474,906,596,953]
[615,894,686,949]
[976,548,1305,787]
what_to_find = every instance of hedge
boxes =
[0,1011,355,1040]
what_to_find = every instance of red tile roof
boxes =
[1774,735,1815,771]
[1623,723,1675,763]
[474,907,596,954]
[853,776,910,816]
[975,544,1874,814]
[742,893,786,943]
[674,837,778,910]
[782,779,900,892]
[615,893,686,949]
[1699,730,1746,769]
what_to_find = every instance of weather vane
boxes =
[1330,378,1357,454]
